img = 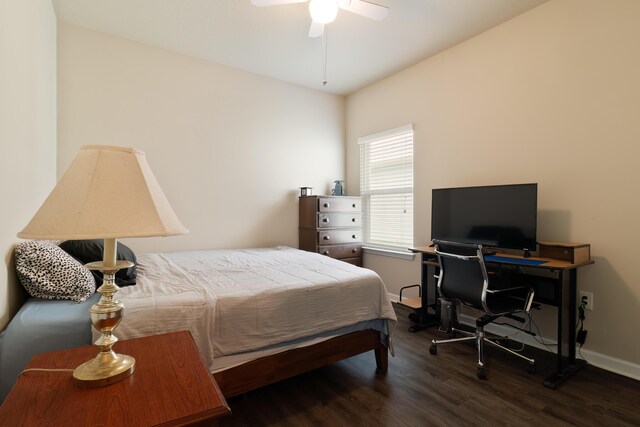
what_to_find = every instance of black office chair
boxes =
[428,240,536,379]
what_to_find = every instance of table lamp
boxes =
[17,145,188,387]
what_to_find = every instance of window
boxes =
[359,124,414,252]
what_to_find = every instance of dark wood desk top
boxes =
[410,246,594,270]
[0,330,230,426]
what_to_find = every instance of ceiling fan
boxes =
[251,0,389,38]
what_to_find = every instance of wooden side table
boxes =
[0,330,230,426]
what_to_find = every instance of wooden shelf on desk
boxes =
[411,245,594,270]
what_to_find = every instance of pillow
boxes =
[14,241,96,302]
[58,240,137,287]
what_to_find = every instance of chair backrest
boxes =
[433,240,488,311]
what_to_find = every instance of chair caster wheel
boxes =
[429,343,437,355]
[527,362,536,374]
[477,366,487,379]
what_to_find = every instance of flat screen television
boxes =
[431,183,538,251]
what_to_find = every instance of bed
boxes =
[1,246,396,401]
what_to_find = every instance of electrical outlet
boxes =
[579,291,593,310]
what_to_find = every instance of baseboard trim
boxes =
[389,292,640,382]
[457,313,640,382]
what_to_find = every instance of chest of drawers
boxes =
[299,195,362,266]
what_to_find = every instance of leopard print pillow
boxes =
[15,240,96,302]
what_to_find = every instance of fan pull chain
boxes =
[322,30,328,86]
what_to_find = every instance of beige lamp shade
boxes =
[18,145,188,240]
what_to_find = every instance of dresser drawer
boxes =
[299,195,362,265]
[318,213,361,228]
[318,229,361,245]
[318,197,361,213]
[317,243,362,259]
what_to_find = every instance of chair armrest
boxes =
[435,250,480,261]
[487,286,535,313]
[486,285,531,294]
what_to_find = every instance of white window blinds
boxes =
[359,124,414,251]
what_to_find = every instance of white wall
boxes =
[0,0,57,330]
[57,23,345,254]
[346,0,640,368]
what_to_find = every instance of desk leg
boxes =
[543,269,587,389]
[408,255,440,333]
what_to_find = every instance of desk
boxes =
[0,331,231,426]
[410,246,594,389]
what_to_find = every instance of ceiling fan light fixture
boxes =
[309,0,339,24]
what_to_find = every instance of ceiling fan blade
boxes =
[339,0,388,21]
[308,20,325,38]
[251,0,307,6]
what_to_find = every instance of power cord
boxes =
[19,368,74,378]
[576,297,588,346]
[489,324,526,352]
[495,303,590,363]
[528,311,558,352]
[491,314,535,353]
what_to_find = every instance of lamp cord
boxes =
[19,368,74,378]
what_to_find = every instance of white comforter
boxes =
[108,247,396,370]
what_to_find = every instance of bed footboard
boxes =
[213,329,387,398]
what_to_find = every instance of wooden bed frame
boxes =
[213,329,388,398]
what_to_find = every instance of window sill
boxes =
[363,246,416,261]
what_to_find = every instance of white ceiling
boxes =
[52,0,547,96]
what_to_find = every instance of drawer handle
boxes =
[323,235,330,240]
[323,250,330,255]
[352,218,356,222]
[352,203,357,208]
[352,235,357,239]
[352,248,357,253]
[323,203,330,208]
[322,217,329,223]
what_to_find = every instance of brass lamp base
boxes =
[74,248,136,388]
[73,351,135,388]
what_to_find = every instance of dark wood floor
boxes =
[220,304,640,426]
